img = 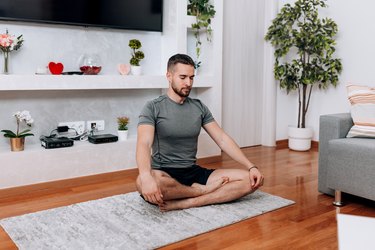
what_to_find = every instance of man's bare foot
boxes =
[159,177,229,212]
[159,199,192,212]
[192,176,229,195]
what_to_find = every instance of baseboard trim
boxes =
[196,155,222,165]
[0,169,139,202]
[276,139,289,150]
[311,140,319,151]
[276,139,319,151]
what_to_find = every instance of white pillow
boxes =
[346,84,375,138]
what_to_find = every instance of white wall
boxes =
[0,23,162,75]
[276,0,375,141]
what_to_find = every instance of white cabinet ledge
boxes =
[0,75,214,91]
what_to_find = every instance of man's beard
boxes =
[172,83,191,97]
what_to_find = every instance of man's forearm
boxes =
[219,133,255,170]
[136,124,155,176]
[136,143,153,176]
[204,121,255,170]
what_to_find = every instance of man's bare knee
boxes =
[146,170,178,197]
[236,172,253,195]
[217,173,252,197]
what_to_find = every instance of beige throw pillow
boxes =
[346,84,375,138]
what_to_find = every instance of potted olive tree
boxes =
[128,39,145,75]
[265,0,342,151]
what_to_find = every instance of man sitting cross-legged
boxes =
[136,54,264,212]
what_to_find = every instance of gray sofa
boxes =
[318,113,375,205]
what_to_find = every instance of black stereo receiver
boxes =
[88,134,118,144]
[40,136,74,149]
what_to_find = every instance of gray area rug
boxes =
[0,191,294,250]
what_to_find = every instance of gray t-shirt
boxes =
[138,95,215,169]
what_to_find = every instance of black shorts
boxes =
[157,164,214,186]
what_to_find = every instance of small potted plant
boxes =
[1,110,34,151]
[187,0,216,71]
[128,39,145,75]
[117,116,129,141]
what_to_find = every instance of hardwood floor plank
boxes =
[0,146,374,250]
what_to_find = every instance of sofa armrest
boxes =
[318,113,353,195]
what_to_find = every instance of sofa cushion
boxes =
[327,138,375,201]
[346,84,375,138]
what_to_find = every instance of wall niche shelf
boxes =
[0,74,214,91]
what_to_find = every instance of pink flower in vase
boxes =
[0,30,24,52]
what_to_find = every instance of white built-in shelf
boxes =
[0,137,138,189]
[0,136,137,155]
[0,132,217,189]
[0,74,214,91]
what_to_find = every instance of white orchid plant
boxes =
[1,110,34,138]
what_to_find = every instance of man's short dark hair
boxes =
[167,54,195,72]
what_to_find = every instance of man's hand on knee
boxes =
[249,167,264,189]
[139,173,164,205]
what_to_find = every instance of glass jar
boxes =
[78,54,102,75]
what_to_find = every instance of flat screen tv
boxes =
[0,0,163,32]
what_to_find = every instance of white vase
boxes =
[288,126,313,151]
[131,66,142,75]
[117,130,128,141]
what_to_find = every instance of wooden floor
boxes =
[0,146,374,249]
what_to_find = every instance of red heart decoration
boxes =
[48,62,64,75]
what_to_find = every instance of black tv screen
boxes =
[0,0,163,32]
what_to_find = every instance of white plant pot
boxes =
[288,126,313,151]
[117,130,128,141]
[131,66,142,75]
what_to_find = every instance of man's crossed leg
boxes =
[136,167,258,211]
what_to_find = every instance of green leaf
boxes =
[18,133,34,138]
[1,130,17,137]
[188,0,215,61]
[18,129,33,136]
